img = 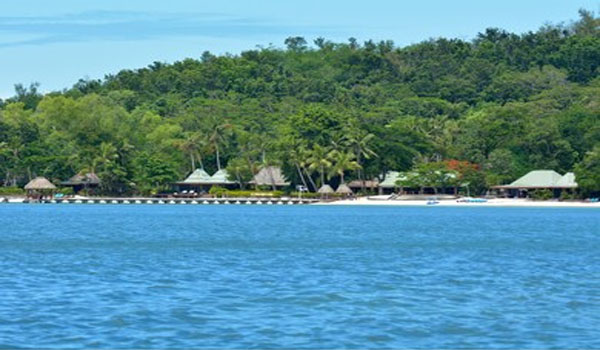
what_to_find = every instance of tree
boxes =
[206,116,232,170]
[328,150,360,184]
[284,36,307,51]
[94,142,128,194]
[177,131,206,171]
[307,145,332,187]
[346,128,377,187]
[574,145,600,197]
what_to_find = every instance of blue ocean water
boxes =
[0,204,599,348]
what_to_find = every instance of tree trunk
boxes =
[215,144,221,170]
[357,151,364,191]
[197,153,205,170]
[320,166,325,187]
[304,169,318,192]
[236,173,243,189]
[295,163,308,189]
[190,153,196,171]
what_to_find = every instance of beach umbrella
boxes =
[336,183,353,195]
[317,184,334,194]
[317,184,334,199]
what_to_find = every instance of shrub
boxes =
[57,187,74,196]
[530,189,553,200]
[223,190,284,198]
[0,187,25,195]
[208,186,226,197]
[559,190,576,201]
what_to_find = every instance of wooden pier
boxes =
[23,197,319,205]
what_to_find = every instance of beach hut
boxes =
[209,169,236,186]
[336,183,353,197]
[174,168,212,193]
[317,184,334,199]
[61,172,100,193]
[250,166,290,190]
[492,170,578,198]
[174,168,238,195]
[378,171,401,195]
[347,179,379,193]
[24,176,57,199]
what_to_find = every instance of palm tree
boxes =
[282,136,315,191]
[178,131,206,171]
[307,145,332,187]
[207,117,232,170]
[346,129,377,189]
[328,150,361,184]
[94,142,126,193]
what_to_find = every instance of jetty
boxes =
[20,197,319,205]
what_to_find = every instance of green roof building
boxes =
[177,168,212,185]
[494,170,578,189]
[493,170,578,198]
[209,169,235,185]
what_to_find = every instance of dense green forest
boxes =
[1,10,599,196]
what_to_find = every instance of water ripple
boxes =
[0,205,599,348]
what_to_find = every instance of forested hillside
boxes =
[1,10,599,196]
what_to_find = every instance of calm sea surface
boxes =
[0,204,599,348]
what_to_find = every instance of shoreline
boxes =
[2,195,599,208]
[315,196,600,208]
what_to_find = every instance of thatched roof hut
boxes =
[347,179,379,189]
[317,184,334,194]
[250,166,290,187]
[24,177,57,190]
[62,173,100,186]
[336,183,353,194]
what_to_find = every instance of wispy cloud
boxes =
[0,10,327,48]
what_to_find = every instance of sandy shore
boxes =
[315,196,600,208]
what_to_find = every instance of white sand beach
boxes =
[315,196,600,208]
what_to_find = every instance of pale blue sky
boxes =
[0,0,597,98]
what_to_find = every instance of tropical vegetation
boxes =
[0,10,598,197]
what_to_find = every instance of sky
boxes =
[0,0,597,98]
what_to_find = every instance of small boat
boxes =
[426,197,439,205]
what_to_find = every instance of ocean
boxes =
[1,204,599,348]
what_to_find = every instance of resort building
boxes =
[376,170,461,195]
[61,173,100,193]
[175,166,290,193]
[174,168,237,193]
[24,176,56,199]
[209,169,236,187]
[492,170,578,198]
[347,179,379,193]
[377,171,401,195]
[249,166,290,189]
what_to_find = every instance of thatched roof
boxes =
[336,183,353,194]
[62,172,100,186]
[250,166,290,187]
[317,184,334,194]
[24,177,57,190]
[348,179,379,188]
